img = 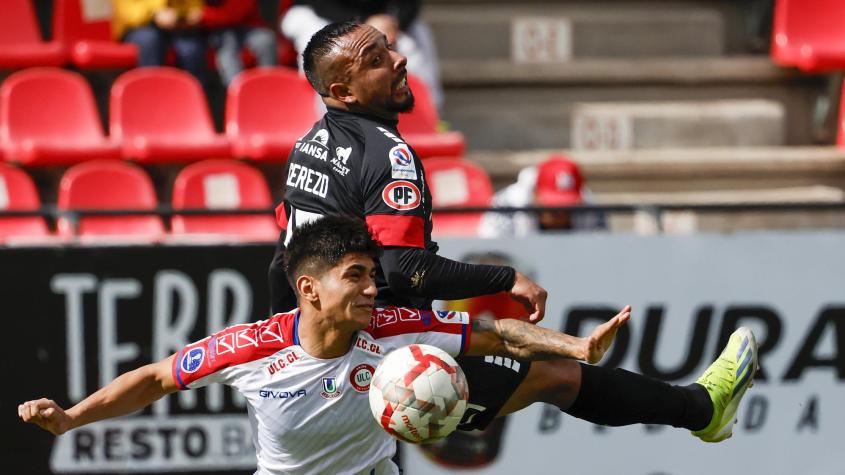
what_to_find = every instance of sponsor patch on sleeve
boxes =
[180,347,205,374]
[434,311,469,324]
[382,180,421,210]
[388,144,417,180]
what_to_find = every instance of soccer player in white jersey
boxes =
[20,217,755,474]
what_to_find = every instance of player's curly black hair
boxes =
[284,216,381,289]
[303,21,362,97]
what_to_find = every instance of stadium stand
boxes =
[0,163,50,242]
[424,2,824,150]
[52,0,139,69]
[170,159,279,241]
[110,67,231,163]
[226,67,320,162]
[57,160,165,240]
[423,157,493,237]
[0,68,121,166]
[771,0,845,72]
[0,0,837,239]
[397,74,465,158]
[0,0,67,69]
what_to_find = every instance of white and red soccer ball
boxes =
[369,344,468,443]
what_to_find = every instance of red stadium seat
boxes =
[53,0,138,69]
[398,75,465,159]
[226,67,321,161]
[0,163,50,241]
[424,158,493,237]
[57,160,165,240]
[171,159,278,240]
[0,68,120,166]
[110,67,232,163]
[0,0,67,68]
[771,0,845,71]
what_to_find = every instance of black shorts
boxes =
[455,355,532,431]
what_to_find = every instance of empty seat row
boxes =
[0,66,464,166]
[0,157,493,243]
[0,159,278,243]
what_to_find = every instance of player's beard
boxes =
[387,89,415,113]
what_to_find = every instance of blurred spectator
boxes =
[202,0,277,86]
[280,0,444,110]
[479,155,606,238]
[745,0,774,53]
[112,0,208,82]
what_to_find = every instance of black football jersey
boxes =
[279,107,437,306]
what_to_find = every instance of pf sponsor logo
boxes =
[349,364,376,392]
[382,180,421,210]
[321,377,342,399]
[180,347,205,374]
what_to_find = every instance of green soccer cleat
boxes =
[691,327,758,443]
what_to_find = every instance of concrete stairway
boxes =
[420,1,830,151]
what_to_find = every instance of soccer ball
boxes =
[369,344,469,443]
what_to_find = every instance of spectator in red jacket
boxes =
[202,0,277,86]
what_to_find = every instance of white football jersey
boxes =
[172,307,470,475]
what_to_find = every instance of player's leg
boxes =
[497,327,758,441]
[495,359,581,416]
[454,355,532,431]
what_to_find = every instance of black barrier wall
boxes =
[2,244,276,475]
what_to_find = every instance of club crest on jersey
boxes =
[382,180,421,210]
[321,377,342,399]
[349,364,376,392]
[388,144,417,179]
[180,347,205,374]
[434,311,469,324]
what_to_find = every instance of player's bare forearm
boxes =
[467,318,587,361]
[66,357,177,431]
[20,357,178,435]
[466,307,631,363]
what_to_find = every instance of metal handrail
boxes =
[1,202,844,218]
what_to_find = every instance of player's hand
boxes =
[19,398,72,436]
[509,271,547,323]
[583,306,631,364]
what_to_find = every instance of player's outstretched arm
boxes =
[466,305,631,364]
[19,355,178,436]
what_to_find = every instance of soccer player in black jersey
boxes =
[268,21,758,445]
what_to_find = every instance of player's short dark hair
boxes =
[303,21,362,96]
[284,216,380,289]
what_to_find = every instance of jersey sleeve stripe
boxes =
[365,215,424,248]
[173,349,187,390]
[275,202,288,229]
